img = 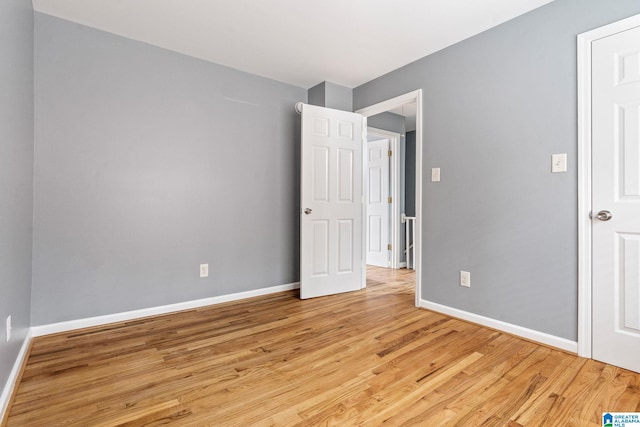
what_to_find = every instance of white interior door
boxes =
[300,104,364,299]
[366,138,390,267]
[592,24,640,373]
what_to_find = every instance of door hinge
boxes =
[388,196,392,203]
[387,244,392,250]
[388,150,392,157]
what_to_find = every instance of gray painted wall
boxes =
[367,112,405,135]
[405,131,416,217]
[0,0,33,392]
[307,81,353,112]
[308,82,326,108]
[324,82,352,112]
[354,0,640,341]
[32,14,306,325]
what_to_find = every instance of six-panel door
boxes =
[300,104,364,299]
[592,24,640,373]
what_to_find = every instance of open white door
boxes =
[592,23,640,373]
[365,138,390,267]
[300,104,364,299]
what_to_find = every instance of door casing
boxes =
[356,90,423,306]
[577,13,640,358]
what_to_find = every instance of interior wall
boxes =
[307,82,326,108]
[353,0,640,341]
[32,13,306,325]
[307,81,352,111]
[0,0,34,394]
[405,131,416,217]
[323,82,353,112]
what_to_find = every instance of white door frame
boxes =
[577,13,640,358]
[356,90,423,306]
[367,127,401,269]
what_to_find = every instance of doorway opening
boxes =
[357,90,423,306]
[365,127,400,269]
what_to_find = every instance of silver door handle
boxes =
[304,208,312,215]
[596,210,612,221]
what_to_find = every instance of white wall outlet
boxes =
[199,263,209,278]
[551,153,567,173]
[460,271,471,288]
[431,167,441,182]
[6,315,12,342]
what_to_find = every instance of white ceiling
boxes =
[32,0,555,89]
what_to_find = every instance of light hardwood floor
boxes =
[4,267,640,426]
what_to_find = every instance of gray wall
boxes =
[324,82,353,112]
[32,14,306,325]
[405,131,416,217]
[308,82,326,108]
[307,81,353,111]
[367,112,405,135]
[0,0,34,391]
[354,0,640,341]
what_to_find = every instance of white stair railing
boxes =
[401,214,416,270]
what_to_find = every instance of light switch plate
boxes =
[6,315,11,342]
[200,264,209,278]
[552,153,567,173]
[460,271,470,288]
[431,168,441,182]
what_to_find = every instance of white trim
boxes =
[367,127,401,269]
[31,282,300,337]
[356,89,423,307]
[577,13,640,359]
[0,330,33,422]
[361,117,368,290]
[420,299,577,354]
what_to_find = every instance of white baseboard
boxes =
[398,262,407,268]
[31,282,300,337]
[0,329,33,422]
[419,299,578,354]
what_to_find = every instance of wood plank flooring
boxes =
[4,267,640,426]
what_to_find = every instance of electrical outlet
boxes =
[6,315,11,342]
[460,271,471,288]
[199,263,209,278]
[431,167,441,182]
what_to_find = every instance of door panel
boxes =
[312,147,329,202]
[621,234,640,331]
[300,104,363,299]
[337,149,354,202]
[618,103,640,197]
[337,219,354,273]
[592,24,640,373]
[311,220,329,277]
[366,138,390,267]
[369,216,381,251]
